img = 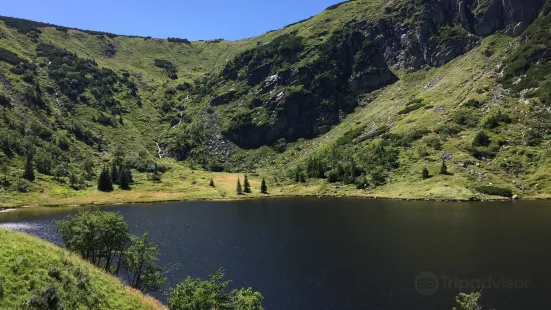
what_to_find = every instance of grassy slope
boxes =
[262,34,551,201]
[1,0,551,207]
[0,228,165,309]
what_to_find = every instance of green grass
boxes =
[0,228,165,309]
[1,1,551,205]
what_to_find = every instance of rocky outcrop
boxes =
[214,0,546,149]
[354,0,546,70]
[222,30,397,149]
[209,89,237,106]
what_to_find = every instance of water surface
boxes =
[1,198,551,309]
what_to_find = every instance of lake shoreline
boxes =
[1,190,540,211]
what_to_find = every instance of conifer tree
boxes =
[111,160,119,185]
[261,178,268,194]
[236,178,243,195]
[23,152,35,182]
[244,175,251,193]
[98,166,113,192]
[209,178,215,187]
[119,164,131,190]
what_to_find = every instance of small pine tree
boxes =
[119,165,131,190]
[97,166,114,192]
[23,152,35,182]
[111,161,119,185]
[260,178,268,194]
[236,178,243,195]
[440,160,448,175]
[209,178,215,187]
[422,167,430,179]
[244,175,251,193]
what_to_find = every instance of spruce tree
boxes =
[111,160,119,185]
[98,166,114,192]
[119,164,131,190]
[236,178,243,195]
[244,175,251,193]
[422,167,430,179]
[23,152,35,181]
[209,178,215,187]
[260,178,268,194]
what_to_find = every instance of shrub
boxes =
[472,131,491,147]
[0,47,26,65]
[480,111,511,129]
[453,111,479,127]
[26,283,62,310]
[336,125,366,146]
[422,167,430,179]
[167,37,191,44]
[436,123,463,136]
[35,150,55,175]
[475,186,513,198]
[422,135,442,150]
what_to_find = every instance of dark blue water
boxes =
[2,198,551,309]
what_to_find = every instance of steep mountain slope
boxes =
[1,0,550,205]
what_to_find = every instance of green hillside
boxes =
[1,0,551,207]
[0,228,165,309]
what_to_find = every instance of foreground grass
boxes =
[0,228,165,310]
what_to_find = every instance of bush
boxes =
[475,186,513,198]
[17,178,31,192]
[168,269,263,310]
[336,125,366,146]
[167,37,191,44]
[422,167,430,179]
[422,135,442,150]
[480,111,511,129]
[153,59,178,78]
[472,131,491,147]
[436,123,463,136]
[0,47,26,65]
[453,111,479,127]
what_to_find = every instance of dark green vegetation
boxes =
[168,269,263,310]
[56,211,165,294]
[54,210,264,309]
[2,0,551,205]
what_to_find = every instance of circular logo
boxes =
[414,271,439,296]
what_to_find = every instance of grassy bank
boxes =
[0,158,525,210]
[0,228,165,309]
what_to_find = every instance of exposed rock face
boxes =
[355,0,546,71]
[222,30,397,149]
[212,0,546,150]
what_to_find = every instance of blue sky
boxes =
[2,0,343,41]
